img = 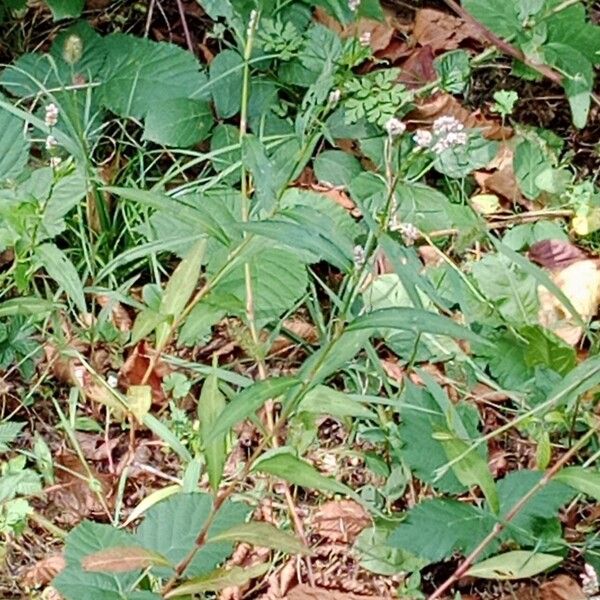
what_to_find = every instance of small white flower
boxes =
[432,131,468,154]
[359,31,371,47]
[247,9,258,37]
[49,156,62,168]
[328,89,341,105]
[348,0,361,11]
[44,103,59,127]
[390,218,420,245]
[433,115,464,135]
[384,117,406,137]
[581,563,599,596]
[353,245,366,268]
[107,374,118,389]
[413,129,433,149]
[45,135,58,150]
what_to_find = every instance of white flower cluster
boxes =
[359,31,371,47]
[44,103,59,127]
[384,117,406,137]
[328,89,341,105]
[348,0,361,11]
[389,217,420,245]
[581,563,599,596]
[353,245,366,268]
[412,115,468,154]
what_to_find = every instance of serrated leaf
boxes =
[165,563,269,598]
[36,243,85,313]
[207,377,300,442]
[467,551,562,580]
[252,449,352,496]
[0,102,29,180]
[45,0,84,20]
[0,421,25,452]
[199,371,226,492]
[313,150,362,187]
[82,546,171,573]
[208,522,308,555]
[144,98,213,147]
[555,467,600,500]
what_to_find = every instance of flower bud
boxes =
[63,34,83,65]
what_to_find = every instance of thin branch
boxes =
[176,0,194,54]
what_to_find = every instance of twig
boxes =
[441,0,564,86]
[176,0,194,54]
[428,426,599,600]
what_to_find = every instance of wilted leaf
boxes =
[529,240,588,269]
[540,575,586,600]
[118,341,170,404]
[23,554,66,587]
[312,500,371,543]
[538,259,600,344]
[399,46,436,88]
[82,546,170,572]
[412,9,483,52]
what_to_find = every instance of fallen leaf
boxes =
[380,359,404,383]
[303,183,362,218]
[407,93,512,141]
[540,575,586,600]
[287,585,378,600]
[528,240,588,270]
[118,341,170,404]
[398,46,436,88]
[22,554,66,587]
[412,8,484,53]
[96,295,132,332]
[538,259,600,345]
[312,500,371,543]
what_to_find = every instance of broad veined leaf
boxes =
[242,135,279,213]
[544,353,600,411]
[45,0,84,20]
[198,371,226,492]
[123,485,181,526]
[208,522,308,555]
[101,34,206,119]
[0,101,29,180]
[313,149,362,187]
[252,449,353,496]
[467,551,562,580]
[521,325,576,376]
[209,49,244,119]
[144,98,213,147]
[462,0,520,39]
[555,467,600,501]
[165,563,269,598]
[513,139,551,200]
[0,297,58,318]
[82,546,171,573]
[207,377,300,442]
[36,243,86,313]
[155,239,206,349]
[0,421,25,452]
[347,307,488,346]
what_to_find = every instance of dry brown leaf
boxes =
[540,575,586,600]
[538,259,600,345]
[407,93,512,141]
[312,500,371,543]
[118,341,170,404]
[398,46,436,88]
[22,554,66,587]
[380,359,404,383]
[412,8,484,53]
[96,295,132,332]
[304,183,362,217]
[270,318,319,353]
[528,240,588,270]
[287,585,378,600]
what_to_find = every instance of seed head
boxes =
[44,103,59,127]
[413,129,433,149]
[63,34,83,65]
[45,135,58,150]
[384,117,406,137]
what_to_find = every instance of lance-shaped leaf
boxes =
[199,371,226,492]
[82,546,171,573]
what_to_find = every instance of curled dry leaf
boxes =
[528,240,588,270]
[407,93,512,141]
[304,183,361,218]
[538,259,600,345]
[412,8,484,53]
[312,500,371,543]
[398,46,436,88]
[118,341,170,404]
[96,294,132,332]
[22,554,66,587]
[540,575,587,600]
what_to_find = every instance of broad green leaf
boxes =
[0,102,29,180]
[198,371,226,492]
[36,243,85,313]
[0,421,25,452]
[123,485,181,527]
[555,467,600,500]
[347,307,487,346]
[467,551,562,580]
[207,377,300,441]
[434,50,471,94]
[514,139,550,200]
[144,98,213,147]
[101,34,206,119]
[46,0,84,20]
[521,325,576,376]
[178,303,224,347]
[142,414,191,462]
[0,297,57,318]
[546,353,600,411]
[394,182,456,233]
[208,522,308,554]
[210,123,241,184]
[462,0,520,39]
[434,135,498,179]
[165,563,269,598]
[313,150,362,187]
[135,492,248,578]
[438,433,499,514]
[209,49,243,119]
[298,386,376,419]
[131,309,166,346]
[155,239,206,349]
[242,135,279,213]
[252,449,352,496]
[82,546,171,573]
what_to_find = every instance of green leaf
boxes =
[0,102,30,180]
[462,0,520,39]
[82,546,171,573]
[165,563,269,598]
[547,353,600,411]
[45,0,84,20]
[207,377,300,442]
[0,297,58,318]
[514,139,551,200]
[135,492,249,578]
[101,34,206,119]
[242,135,279,213]
[434,135,498,179]
[198,371,226,492]
[389,499,495,563]
[467,551,562,580]
[252,449,353,496]
[210,123,241,184]
[434,50,471,94]
[0,421,25,452]
[155,239,206,349]
[521,325,576,376]
[209,49,243,119]
[313,150,362,187]
[142,414,191,462]
[555,467,600,500]
[144,98,213,147]
[208,522,308,554]
[36,243,85,313]
[298,386,376,419]
[347,307,488,346]
[394,182,456,233]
